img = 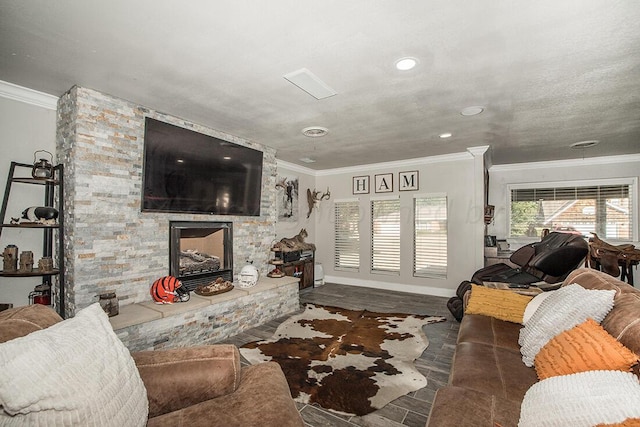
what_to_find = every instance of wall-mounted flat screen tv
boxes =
[142,117,263,216]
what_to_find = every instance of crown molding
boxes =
[466,145,490,157]
[276,159,318,176]
[490,153,640,172]
[313,151,472,177]
[0,80,58,110]
[277,151,472,177]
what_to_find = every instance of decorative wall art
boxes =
[375,173,393,193]
[353,176,370,194]
[399,171,419,191]
[276,176,299,221]
[352,171,420,195]
[306,188,331,218]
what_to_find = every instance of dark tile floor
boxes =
[222,283,460,427]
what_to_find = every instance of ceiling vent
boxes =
[460,106,484,116]
[302,126,329,137]
[570,140,599,149]
[284,68,337,100]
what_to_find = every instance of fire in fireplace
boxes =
[169,221,233,292]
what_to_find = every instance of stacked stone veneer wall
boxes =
[56,86,278,317]
[116,283,300,352]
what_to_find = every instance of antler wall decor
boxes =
[306,187,330,218]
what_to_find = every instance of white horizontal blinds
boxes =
[334,201,360,270]
[510,184,632,239]
[371,198,401,274]
[414,195,447,278]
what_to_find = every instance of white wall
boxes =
[0,83,58,307]
[311,152,487,298]
[487,154,640,283]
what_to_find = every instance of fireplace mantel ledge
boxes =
[109,276,300,331]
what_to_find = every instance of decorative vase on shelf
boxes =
[238,261,259,288]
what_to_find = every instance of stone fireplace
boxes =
[56,86,279,317]
[170,221,233,291]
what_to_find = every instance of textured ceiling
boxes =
[1,0,639,170]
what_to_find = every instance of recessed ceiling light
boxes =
[302,126,329,137]
[395,57,417,71]
[299,157,316,163]
[439,132,452,139]
[570,140,599,149]
[460,106,484,116]
[223,156,231,160]
[176,159,185,164]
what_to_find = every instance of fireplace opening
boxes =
[169,221,233,292]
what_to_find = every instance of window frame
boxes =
[370,196,401,276]
[413,193,448,279]
[333,198,361,272]
[507,177,638,242]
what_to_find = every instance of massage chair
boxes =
[448,232,589,321]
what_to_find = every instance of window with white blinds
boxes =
[371,198,401,274]
[509,179,635,240]
[414,194,448,278]
[334,200,360,271]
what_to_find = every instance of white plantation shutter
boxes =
[334,200,360,270]
[371,198,401,274]
[509,179,634,240]
[414,194,447,278]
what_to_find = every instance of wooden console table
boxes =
[484,250,517,268]
[269,247,315,290]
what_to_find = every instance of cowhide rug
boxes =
[239,304,446,416]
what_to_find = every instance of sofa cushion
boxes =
[427,386,521,427]
[147,362,304,427]
[457,313,522,351]
[534,318,638,380]
[601,293,640,355]
[596,419,640,427]
[522,291,555,325]
[0,304,63,343]
[519,370,640,427]
[518,284,616,367]
[0,303,148,426]
[450,342,538,401]
[134,344,242,418]
[565,268,637,296]
[465,284,533,324]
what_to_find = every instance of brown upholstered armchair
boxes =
[0,304,304,427]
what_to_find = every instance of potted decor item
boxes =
[195,277,234,296]
[238,261,259,288]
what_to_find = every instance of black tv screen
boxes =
[142,118,263,216]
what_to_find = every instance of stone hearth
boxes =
[111,277,299,352]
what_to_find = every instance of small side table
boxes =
[484,250,517,268]
[483,281,543,297]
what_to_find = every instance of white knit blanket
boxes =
[0,303,148,426]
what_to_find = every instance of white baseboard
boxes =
[323,275,456,298]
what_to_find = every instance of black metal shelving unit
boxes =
[0,161,65,318]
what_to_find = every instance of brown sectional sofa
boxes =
[0,304,304,427]
[427,268,640,426]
